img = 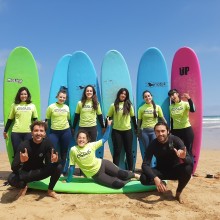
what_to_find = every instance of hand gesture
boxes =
[174,147,186,159]
[20,148,29,163]
[181,93,190,100]
[51,149,58,163]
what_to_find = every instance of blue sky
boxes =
[1,0,220,120]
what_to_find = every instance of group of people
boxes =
[4,85,195,203]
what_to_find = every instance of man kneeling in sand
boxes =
[8,120,62,200]
[140,122,193,204]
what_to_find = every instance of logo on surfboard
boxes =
[7,78,23,84]
[76,84,96,90]
[146,82,168,87]
[179,67,189,76]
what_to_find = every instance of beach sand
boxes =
[0,144,220,220]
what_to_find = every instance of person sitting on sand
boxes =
[64,118,140,189]
[140,121,193,204]
[8,120,62,200]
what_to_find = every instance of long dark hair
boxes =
[142,90,157,118]
[114,88,131,115]
[81,85,98,110]
[14,87,32,104]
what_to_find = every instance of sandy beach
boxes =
[0,149,220,219]
[0,125,220,219]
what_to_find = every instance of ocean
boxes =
[0,116,220,152]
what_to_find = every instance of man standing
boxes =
[140,122,193,204]
[8,120,62,200]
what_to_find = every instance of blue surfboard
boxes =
[67,51,104,158]
[47,54,72,173]
[48,54,71,105]
[136,47,170,162]
[101,50,137,170]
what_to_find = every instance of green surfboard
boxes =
[3,46,41,164]
[28,177,157,194]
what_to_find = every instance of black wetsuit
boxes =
[10,138,62,189]
[140,135,193,193]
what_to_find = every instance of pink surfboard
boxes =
[171,47,202,174]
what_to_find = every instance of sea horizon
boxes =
[0,116,219,153]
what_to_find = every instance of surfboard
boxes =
[136,47,170,163]
[47,54,72,173]
[28,177,157,194]
[101,50,137,170]
[48,54,71,105]
[67,51,104,158]
[3,46,41,164]
[171,47,202,174]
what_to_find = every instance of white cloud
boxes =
[0,49,10,67]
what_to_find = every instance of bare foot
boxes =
[47,190,60,200]
[175,192,184,204]
[16,185,28,199]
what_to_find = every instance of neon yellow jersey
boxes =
[8,102,38,133]
[107,102,135,131]
[75,100,102,127]
[138,103,164,128]
[69,140,102,177]
[46,103,70,130]
[169,101,191,129]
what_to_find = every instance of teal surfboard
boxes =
[67,51,104,158]
[48,54,71,105]
[136,47,170,161]
[28,177,157,194]
[101,50,137,170]
[3,46,41,164]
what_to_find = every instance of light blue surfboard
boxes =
[48,54,71,105]
[67,51,104,158]
[101,50,137,170]
[136,47,170,162]
[47,54,72,173]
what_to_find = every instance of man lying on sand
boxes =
[8,121,62,200]
[140,122,193,204]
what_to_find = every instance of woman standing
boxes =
[137,90,166,151]
[46,89,72,173]
[107,88,137,171]
[168,89,195,160]
[72,85,105,142]
[3,87,38,155]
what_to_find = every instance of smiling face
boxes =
[20,90,28,102]
[169,92,180,103]
[154,124,169,144]
[143,91,152,104]
[85,86,94,99]
[77,132,89,147]
[57,92,67,104]
[119,90,127,102]
[32,125,46,144]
